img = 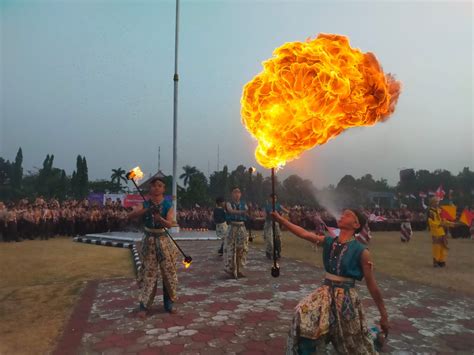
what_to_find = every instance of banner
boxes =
[88,193,104,207]
[123,194,143,208]
[103,194,173,208]
[104,194,125,206]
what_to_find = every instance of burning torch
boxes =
[126,167,192,268]
[247,166,256,242]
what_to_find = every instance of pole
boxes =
[271,168,280,277]
[171,0,180,229]
[248,168,252,241]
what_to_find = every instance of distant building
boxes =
[137,170,167,191]
[367,191,396,208]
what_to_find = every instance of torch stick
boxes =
[247,167,255,242]
[128,175,192,264]
[271,168,280,277]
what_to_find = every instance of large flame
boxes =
[241,33,401,169]
[128,166,144,180]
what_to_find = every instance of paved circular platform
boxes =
[55,240,474,354]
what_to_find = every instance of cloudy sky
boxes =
[1,0,472,187]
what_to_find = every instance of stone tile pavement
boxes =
[55,240,474,354]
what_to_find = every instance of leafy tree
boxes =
[110,167,127,192]
[179,165,198,187]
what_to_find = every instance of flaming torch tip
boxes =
[126,166,144,181]
[183,256,193,269]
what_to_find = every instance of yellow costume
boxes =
[428,207,454,267]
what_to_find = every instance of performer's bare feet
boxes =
[237,272,246,278]
[167,308,178,315]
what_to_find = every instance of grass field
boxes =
[0,238,133,355]
[0,231,473,354]
[251,230,474,295]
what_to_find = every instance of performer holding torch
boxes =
[224,187,249,279]
[128,176,179,316]
[240,32,401,351]
[272,209,388,354]
[263,192,289,260]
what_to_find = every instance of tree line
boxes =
[1,147,473,208]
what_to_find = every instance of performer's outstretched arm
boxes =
[271,212,324,244]
[361,249,389,336]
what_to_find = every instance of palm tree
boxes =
[111,168,127,191]
[179,165,198,187]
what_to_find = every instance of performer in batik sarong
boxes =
[263,193,288,260]
[272,209,388,355]
[214,197,227,256]
[224,187,248,279]
[400,204,412,243]
[355,209,372,244]
[128,177,178,316]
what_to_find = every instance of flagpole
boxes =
[171,0,180,232]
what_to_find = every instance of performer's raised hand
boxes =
[380,315,389,338]
[270,211,282,221]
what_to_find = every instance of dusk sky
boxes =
[1,0,472,188]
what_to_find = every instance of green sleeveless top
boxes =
[322,236,367,281]
[142,199,172,229]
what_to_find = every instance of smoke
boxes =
[314,188,343,220]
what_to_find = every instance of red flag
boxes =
[459,209,474,226]
[435,186,445,200]
[440,205,456,221]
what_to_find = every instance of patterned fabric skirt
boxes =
[264,220,282,255]
[138,233,179,306]
[400,222,412,242]
[224,223,248,277]
[286,281,376,355]
[216,222,228,240]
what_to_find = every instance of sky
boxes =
[1,0,472,188]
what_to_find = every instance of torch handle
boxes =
[131,179,148,202]
[131,178,189,259]
[163,227,188,257]
[271,168,278,273]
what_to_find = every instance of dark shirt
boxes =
[213,207,226,224]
